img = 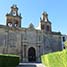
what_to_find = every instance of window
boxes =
[46,25,50,31]
[63,37,65,42]
[8,22,12,27]
[41,25,44,29]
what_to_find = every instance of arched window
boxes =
[63,37,65,42]
[8,22,12,27]
[41,25,44,30]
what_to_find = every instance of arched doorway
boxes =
[28,47,36,62]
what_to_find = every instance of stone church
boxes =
[0,5,62,63]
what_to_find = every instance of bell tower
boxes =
[6,5,22,28]
[40,11,52,32]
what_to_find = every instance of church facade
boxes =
[0,5,62,62]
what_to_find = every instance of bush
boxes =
[0,54,19,67]
[64,40,67,48]
[41,49,67,67]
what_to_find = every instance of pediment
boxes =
[28,23,35,30]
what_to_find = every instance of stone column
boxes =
[21,34,24,62]
[38,45,41,62]
[20,44,23,62]
[24,45,27,62]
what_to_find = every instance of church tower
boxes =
[40,11,52,32]
[6,5,22,28]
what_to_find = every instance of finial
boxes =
[11,4,18,9]
[19,13,21,16]
[42,11,48,16]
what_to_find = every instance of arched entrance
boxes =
[28,47,36,62]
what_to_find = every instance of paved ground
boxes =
[17,63,46,67]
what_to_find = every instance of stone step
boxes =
[17,63,46,67]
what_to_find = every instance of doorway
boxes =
[28,47,36,62]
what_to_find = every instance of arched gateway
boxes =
[28,47,36,62]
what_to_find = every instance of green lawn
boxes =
[41,49,67,67]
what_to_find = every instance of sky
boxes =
[0,0,67,34]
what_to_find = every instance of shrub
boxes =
[64,40,67,48]
[41,49,67,67]
[0,54,19,67]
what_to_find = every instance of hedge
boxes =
[41,49,67,67]
[0,54,19,67]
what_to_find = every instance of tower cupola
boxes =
[6,5,22,28]
[40,11,52,32]
[41,11,48,22]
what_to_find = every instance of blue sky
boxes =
[0,0,67,34]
